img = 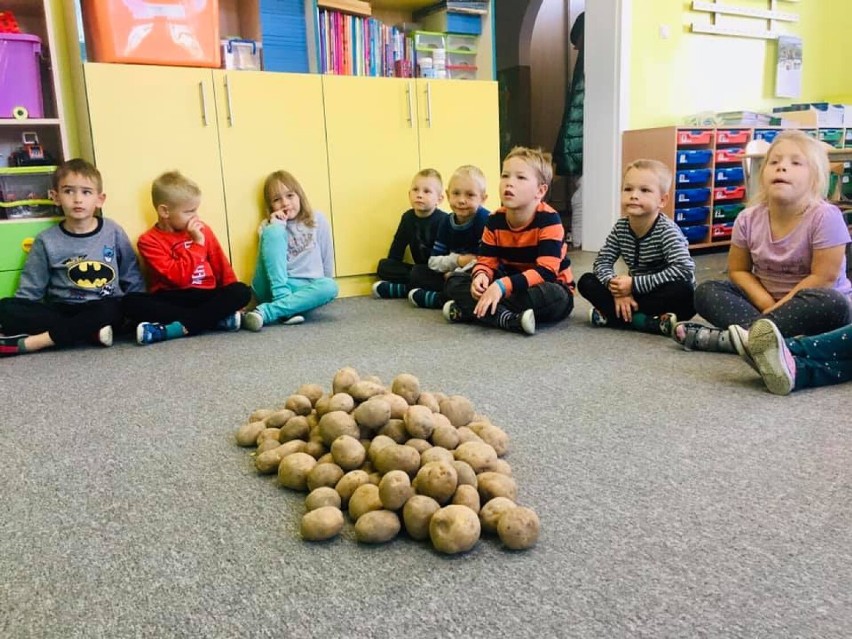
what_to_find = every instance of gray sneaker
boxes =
[242,310,264,332]
[728,324,757,371]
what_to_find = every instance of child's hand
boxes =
[457,254,476,267]
[186,215,205,245]
[269,210,288,223]
[474,282,503,317]
[613,295,638,322]
[471,272,490,299]
[608,275,633,297]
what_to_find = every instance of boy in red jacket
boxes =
[123,171,251,345]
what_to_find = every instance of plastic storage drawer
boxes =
[0,166,57,220]
[715,148,745,163]
[818,129,843,148]
[714,185,746,201]
[676,149,713,167]
[446,66,477,80]
[675,188,711,206]
[413,31,446,50]
[712,223,735,240]
[676,169,711,186]
[677,130,713,146]
[716,129,750,145]
[753,129,780,143]
[446,34,479,53]
[421,11,482,36]
[679,224,708,244]
[713,204,744,222]
[0,33,44,119]
[674,207,709,225]
[715,167,744,184]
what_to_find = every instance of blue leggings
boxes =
[788,324,852,391]
[252,224,338,323]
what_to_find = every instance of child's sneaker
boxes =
[372,280,407,299]
[408,288,442,309]
[673,321,735,353]
[589,308,608,327]
[280,315,305,325]
[748,319,795,395]
[658,313,677,337]
[95,325,113,347]
[242,310,264,332]
[0,334,27,357]
[518,309,536,335]
[442,300,464,323]
[216,311,241,332]
[136,322,168,345]
[728,324,757,371]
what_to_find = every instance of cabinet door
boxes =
[323,76,421,277]
[213,71,331,281]
[83,64,228,252]
[415,80,501,204]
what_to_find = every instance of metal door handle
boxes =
[406,82,414,128]
[225,75,234,127]
[199,81,208,126]
[425,82,432,128]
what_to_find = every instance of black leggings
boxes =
[577,273,696,325]
[0,297,123,347]
[445,274,574,325]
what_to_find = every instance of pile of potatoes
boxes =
[234,368,540,554]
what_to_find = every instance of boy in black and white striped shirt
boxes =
[577,159,696,335]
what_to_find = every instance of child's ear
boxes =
[659,191,670,210]
[536,183,549,201]
[156,203,170,219]
[96,192,106,209]
[437,191,445,204]
[480,192,488,203]
[49,189,59,205]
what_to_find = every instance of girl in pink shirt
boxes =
[674,130,851,353]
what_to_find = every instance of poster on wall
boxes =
[775,35,802,98]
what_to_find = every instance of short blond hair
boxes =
[413,168,443,189]
[152,171,202,208]
[623,159,673,195]
[263,170,315,227]
[53,158,103,193]
[751,130,830,207]
[504,146,554,187]
[448,165,487,194]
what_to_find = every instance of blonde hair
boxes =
[152,171,201,208]
[263,170,315,227]
[413,168,443,189]
[504,146,554,187]
[448,165,487,194]
[53,158,103,193]
[751,130,829,207]
[623,159,673,195]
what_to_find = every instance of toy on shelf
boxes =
[0,11,21,33]
[9,132,56,167]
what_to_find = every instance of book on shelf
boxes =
[317,7,406,77]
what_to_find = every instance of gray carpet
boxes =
[2,251,850,638]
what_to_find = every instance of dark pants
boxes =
[122,283,251,335]
[445,273,574,327]
[377,258,416,286]
[577,273,696,325]
[0,297,123,348]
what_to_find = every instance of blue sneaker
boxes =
[216,311,241,332]
[136,322,168,345]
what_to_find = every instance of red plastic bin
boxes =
[715,148,745,163]
[714,185,746,201]
[677,130,713,146]
[716,129,750,145]
[82,0,221,67]
[712,223,734,239]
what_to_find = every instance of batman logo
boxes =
[68,261,116,290]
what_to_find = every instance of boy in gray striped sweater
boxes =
[577,159,695,335]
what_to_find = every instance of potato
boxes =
[431,412,453,430]
[379,470,414,511]
[476,472,518,502]
[404,405,435,439]
[402,495,441,540]
[456,427,484,445]
[306,462,345,491]
[300,506,344,541]
[472,424,509,457]
[497,507,540,550]
[348,380,386,402]
[257,427,281,444]
[391,373,421,405]
[353,397,391,430]
[431,424,461,451]
[452,461,478,487]
[305,486,341,511]
[277,452,317,491]
[249,408,274,423]
[429,505,481,554]
[331,435,366,471]
[335,470,371,506]
[355,510,401,544]
[481,458,513,476]
[373,444,420,477]
[348,483,383,521]
[377,419,407,444]
[367,472,382,486]
[279,415,310,442]
[332,367,360,394]
[381,393,410,419]
[303,440,327,460]
[255,440,306,474]
[257,437,283,454]
[439,395,474,427]
[283,394,312,416]
[296,383,324,406]
[318,411,359,446]
[316,452,334,465]
[327,393,355,414]
[413,461,458,504]
[314,395,331,416]
[479,497,516,535]
[420,446,454,466]
[452,484,480,513]
[264,409,296,428]
[235,421,266,447]
[416,391,440,413]
[454,441,497,473]
[404,438,432,454]
[368,435,396,463]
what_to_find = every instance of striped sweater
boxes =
[473,202,574,296]
[592,214,695,295]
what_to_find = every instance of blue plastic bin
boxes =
[674,207,709,225]
[753,129,780,143]
[678,224,708,244]
[676,169,712,186]
[676,149,713,167]
[715,167,744,184]
[675,187,711,206]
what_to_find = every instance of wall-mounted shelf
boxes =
[690,0,801,41]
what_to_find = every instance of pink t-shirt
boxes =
[731,201,851,300]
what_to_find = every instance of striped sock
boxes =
[496,309,518,330]
[409,288,443,309]
[373,281,409,299]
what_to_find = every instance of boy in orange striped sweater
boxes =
[443,146,574,335]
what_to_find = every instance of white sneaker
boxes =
[728,324,756,371]
[520,309,536,335]
[748,319,795,395]
[281,315,305,325]
[242,310,264,332]
[96,325,113,347]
